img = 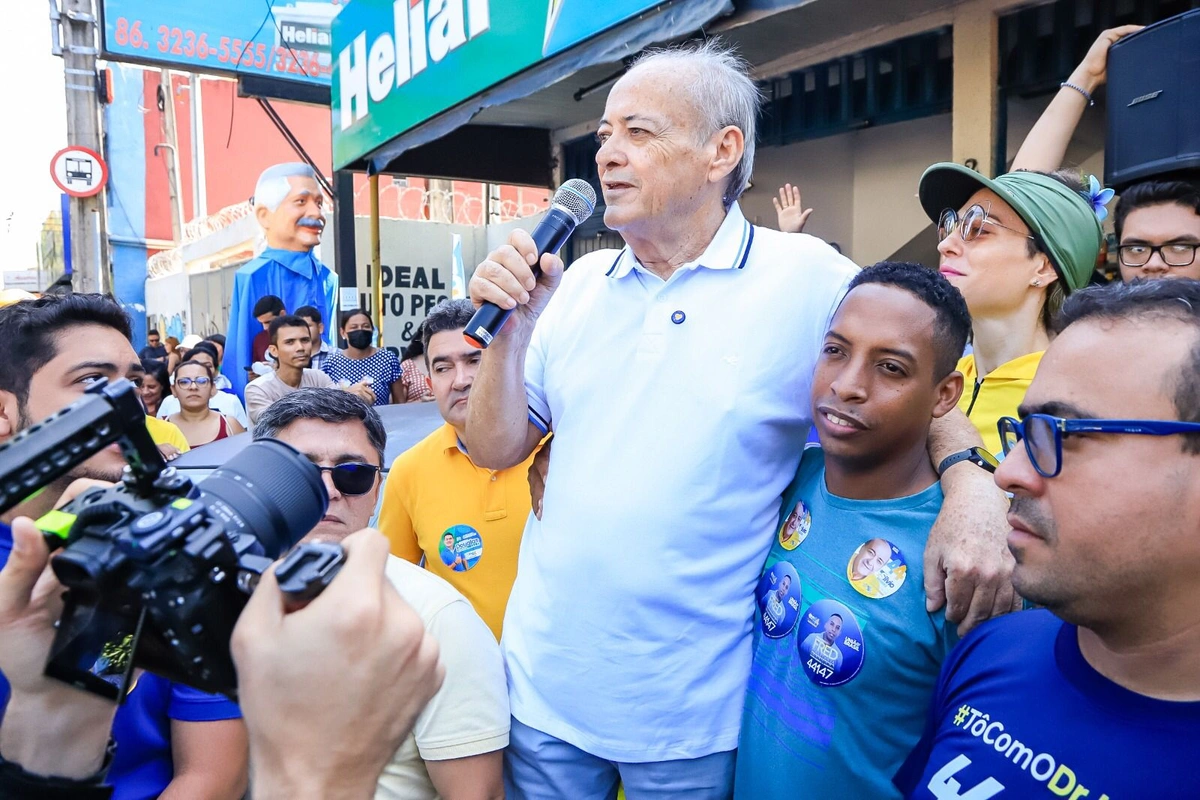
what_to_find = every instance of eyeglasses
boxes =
[998,414,1200,478]
[313,463,380,496]
[175,377,212,388]
[1117,243,1198,268]
[938,204,1036,245]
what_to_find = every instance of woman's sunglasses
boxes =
[938,203,1035,245]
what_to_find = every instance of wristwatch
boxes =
[937,447,999,475]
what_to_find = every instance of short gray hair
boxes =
[627,40,763,209]
[253,388,387,466]
[253,163,320,212]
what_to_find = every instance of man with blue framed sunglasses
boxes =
[895,279,1200,799]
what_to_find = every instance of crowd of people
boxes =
[1,23,1199,800]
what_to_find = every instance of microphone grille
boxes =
[552,179,597,224]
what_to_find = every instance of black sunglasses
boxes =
[313,463,380,496]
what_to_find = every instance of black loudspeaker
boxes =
[1105,10,1200,190]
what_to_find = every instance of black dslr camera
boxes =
[0,378,344,702]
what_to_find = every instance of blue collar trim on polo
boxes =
[605,204,754,279]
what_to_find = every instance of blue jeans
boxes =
[505,716,736,800]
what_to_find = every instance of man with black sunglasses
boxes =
[253,389,509,799]
[895,279,1200,799]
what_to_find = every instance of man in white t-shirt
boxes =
[245,315,374,425]
[254,388,508,799]
[466,39,1015,799]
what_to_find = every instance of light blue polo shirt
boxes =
[502,203,859,762]
[735,446,957,798]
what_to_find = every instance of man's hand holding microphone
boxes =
[462,181,594,471]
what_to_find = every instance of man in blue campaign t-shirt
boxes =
[735,263,973,798]
[894,279,1200,797]
[0,294,248,799]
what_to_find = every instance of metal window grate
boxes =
[760,28,953,147]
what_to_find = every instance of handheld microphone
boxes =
[464,179,597,348]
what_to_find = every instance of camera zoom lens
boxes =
[198,439,328,558]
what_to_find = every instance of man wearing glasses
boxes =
[1113,181,1200,282]
[253,389,510,799]
[895,279,1200,799]
[1007,26,1200,283]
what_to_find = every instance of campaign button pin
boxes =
[671,310,686,324]
[439,524,484,572]
[847,538,907,599]
[797,599,865,687]
[756,561,802,639]
[778,498,812,550]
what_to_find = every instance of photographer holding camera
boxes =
[0,294,247,799]
[0,516,445,798]
[0,296,448,798]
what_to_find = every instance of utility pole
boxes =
[156,69,184,244]
[57,0,106,292]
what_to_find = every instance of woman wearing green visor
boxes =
[918,164,1106,456]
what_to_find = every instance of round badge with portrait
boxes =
[796,599,865,687]
[846,538,907,599]
[756,561,802,638]
[438,524,483,572]
[778,498,812,551]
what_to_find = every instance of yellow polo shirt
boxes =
[144,416,190,453]
[957,351,1043,457]
[378,423,536,640]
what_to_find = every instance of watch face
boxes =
[972,447,1000,472]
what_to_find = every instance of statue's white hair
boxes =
[253,163,319,211]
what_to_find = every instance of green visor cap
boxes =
[918,163,1104,293]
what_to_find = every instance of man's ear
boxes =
[255,203,272,229]
[933,370,965,418]
[0,389,21,444]
[268,343,279,362]
[707,125,746,188]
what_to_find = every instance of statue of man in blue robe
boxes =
[223,163,338,398]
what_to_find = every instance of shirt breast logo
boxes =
[779,498,812,550]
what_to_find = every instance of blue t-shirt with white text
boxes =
[894,609,1200,798]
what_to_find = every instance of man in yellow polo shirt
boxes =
[379,299,537,640]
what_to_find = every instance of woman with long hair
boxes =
[139,358,170,417]
[165,335,181,372]
[166,360,245,448]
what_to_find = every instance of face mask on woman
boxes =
[347,330,373,349]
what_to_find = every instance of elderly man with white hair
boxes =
[466,40,1016,799]
[223,163,338,397]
